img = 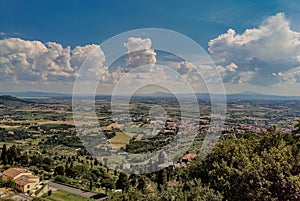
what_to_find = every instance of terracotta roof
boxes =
[2,168,31,179]
[181,153,197,160]
[15,175,39,186]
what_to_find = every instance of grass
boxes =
[39,120,74,125]
[41,190,94,201]
[108,131,132,148]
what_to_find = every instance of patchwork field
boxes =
[108,131,132,148]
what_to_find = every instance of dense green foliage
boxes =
[188,131,300,201]
[0,178,15,188]
[0,128,32,142]
[109,179,222,201]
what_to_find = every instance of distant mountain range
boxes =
[1,91,300,100]
[139,91,300,100]
[0,91,71,98]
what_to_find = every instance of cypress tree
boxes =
[1,144,8,165]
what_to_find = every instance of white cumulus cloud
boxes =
[0,38,106,85]
[209,12,300,88]
[123,37,156,72]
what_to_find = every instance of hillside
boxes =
[0,95,34,106]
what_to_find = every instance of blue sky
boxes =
[1,0,297,47]
[1,0,300,95]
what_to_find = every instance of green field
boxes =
[41,190,94,201]
[108,131,132,148]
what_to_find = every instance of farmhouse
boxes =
[2,168,40,193]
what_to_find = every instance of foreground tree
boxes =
[189,131,300,201]
[157,168,167,191]
[293,119,300,134]
[54,165,65,176]
[101,177,115,195]
[116,172,129,193]
[1,144,8,165]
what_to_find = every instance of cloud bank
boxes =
[0,38,105,86]
[209,13,300,93]
[0,36,161,93]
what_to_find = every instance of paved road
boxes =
[12,193,32,201]
[48,182,107,200]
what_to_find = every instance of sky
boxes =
[1,0,300,95]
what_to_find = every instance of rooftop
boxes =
[2,168,31,179]
[15,175,39,186]
[181,153,197,160]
